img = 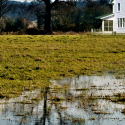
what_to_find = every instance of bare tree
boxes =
[31,0,108,33]
[51,2,76,31]
[0,0,12,18]
[28,2,45,29]
[32,0,83,33]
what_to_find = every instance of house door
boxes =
[104,20,113,31]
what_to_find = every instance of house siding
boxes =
[95,0,125,33]
[113,0,125,33]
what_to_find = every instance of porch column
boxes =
[102,20,104,32]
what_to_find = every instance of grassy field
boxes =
[0,34,125,98]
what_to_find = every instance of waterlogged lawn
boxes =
[0,34,125,98]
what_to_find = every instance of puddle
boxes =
[1,74,125,124]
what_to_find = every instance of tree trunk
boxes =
[0,0,2,19]
[44,4,52,34]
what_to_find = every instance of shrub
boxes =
[26,28,38,35]
[0,18,6,31]
[5,18,14,32]
[14,17,28,31]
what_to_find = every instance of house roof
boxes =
[95,13,114,20]
[109,0,114,4]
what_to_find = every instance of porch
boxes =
[93,13,114,34]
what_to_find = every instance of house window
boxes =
[104,20,113,31]
[123,18,125,27]
[117,18,125,28]
[117,3,120,12]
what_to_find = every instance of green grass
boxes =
[0,34,125,98]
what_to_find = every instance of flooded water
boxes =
[1,74,125,125]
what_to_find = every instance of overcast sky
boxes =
[12,0,33,2]
[12,0,54,3]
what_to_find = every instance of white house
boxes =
[95,0,125,33]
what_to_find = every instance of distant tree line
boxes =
[51,1,111,31]
[0,0,111,34]
[0,17,28,33]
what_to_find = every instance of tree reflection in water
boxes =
[1,75,125,125]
